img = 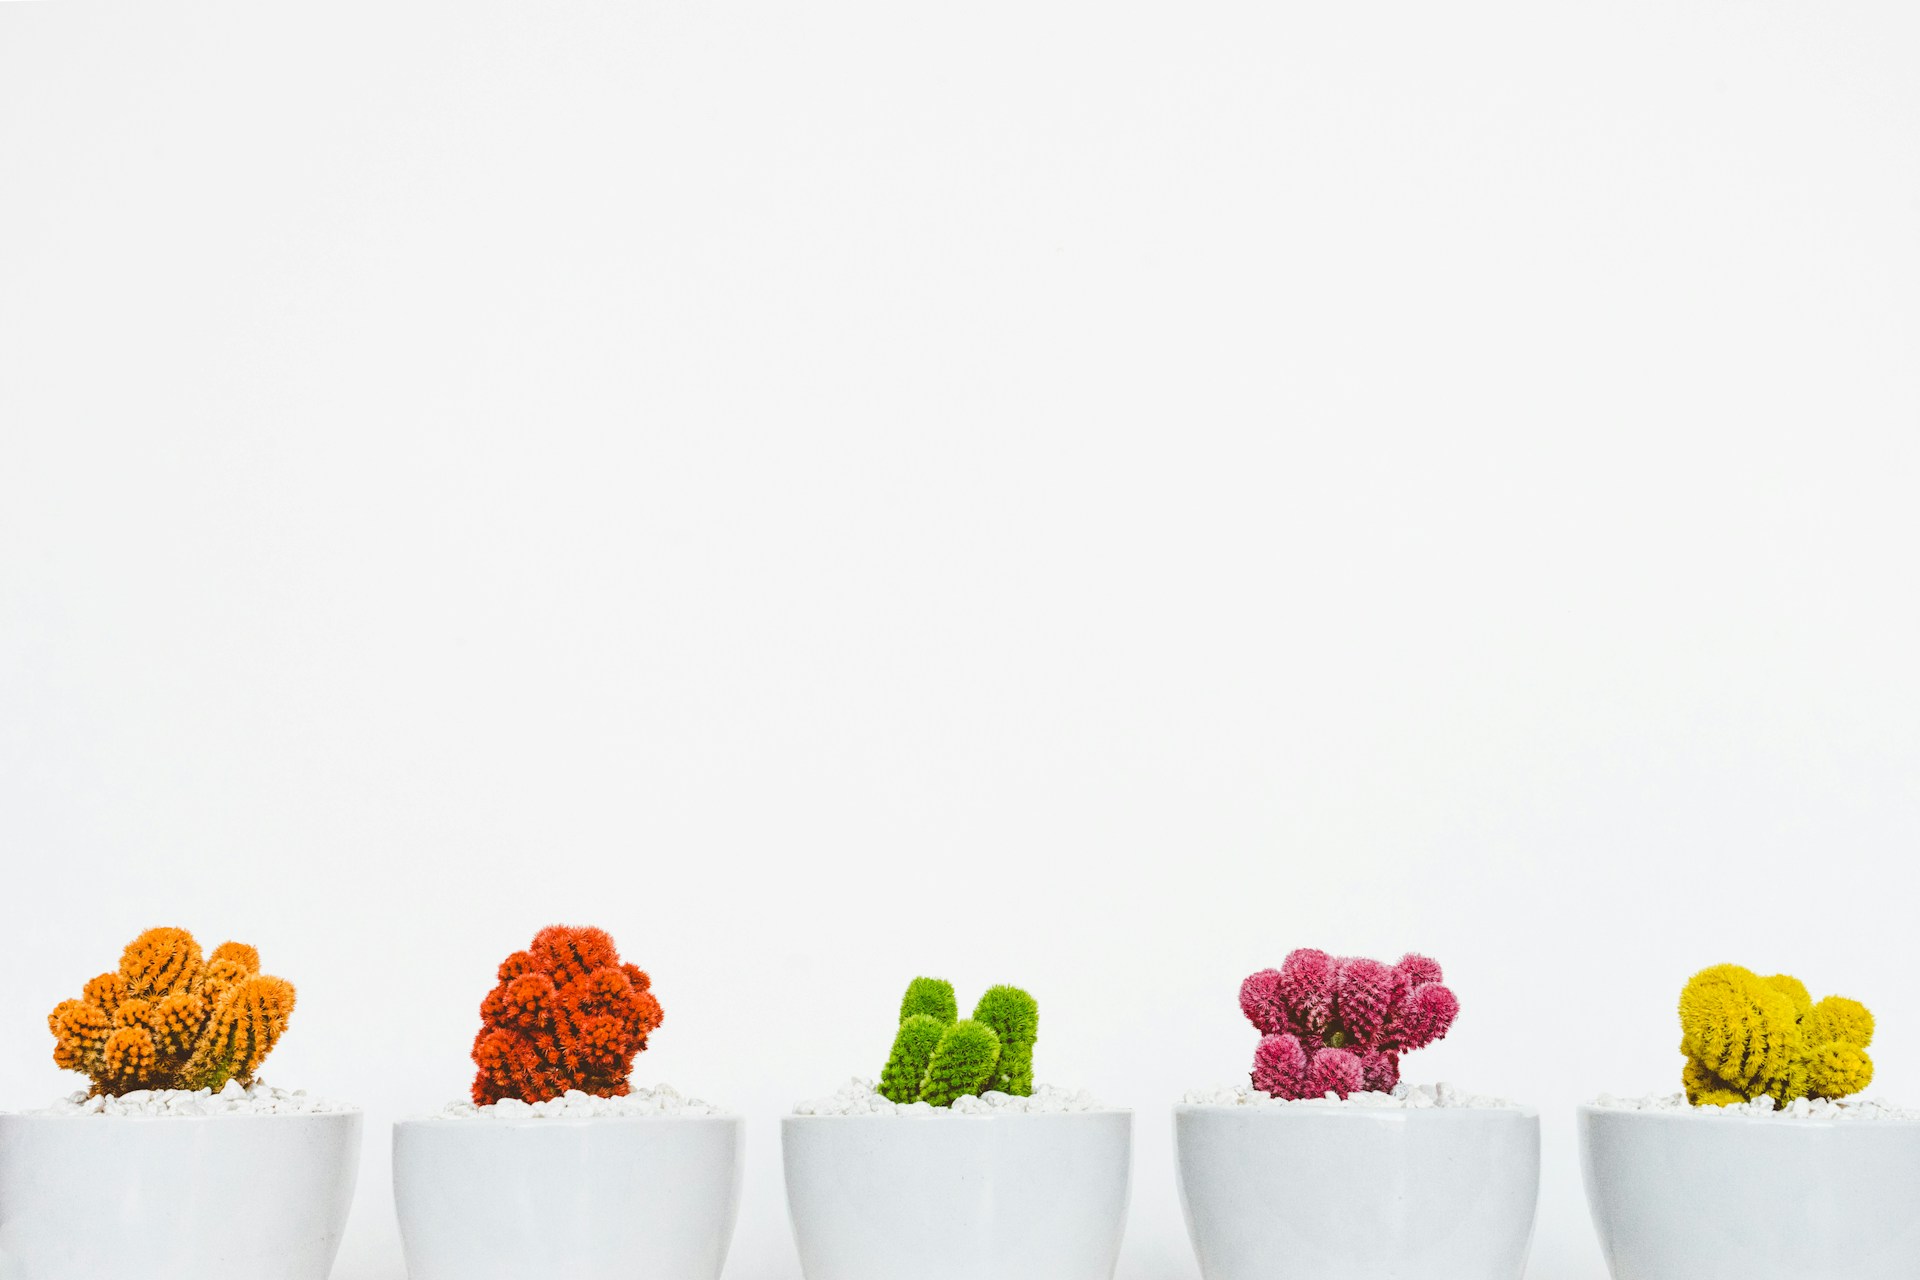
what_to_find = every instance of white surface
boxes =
[782,1111,1133,1280]
[2,2,1919,1278]
[1174,1105,1540,1280]
[1578,1105,1920,1280]
[0,1110,362,1279]
[393,1113,745,1280]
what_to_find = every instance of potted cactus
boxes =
[1581,963,1920,1280]
[782,976,1132,1280]
[0,927,362,1280]
[1174,949,1539,1280]
[391,925,744,1280]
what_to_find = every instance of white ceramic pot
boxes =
[392,1113,744,1280]
[782,1111,1133,1280]
[0,1109,362,1279]
[1174,1104,1539,1280]
[1579,1104,1920,1280]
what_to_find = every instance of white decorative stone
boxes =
[24,1080,350,1117]
[1179,1081,1522,1110]
[426,1082,727,1121]
[1588,1090,1920,1120]
[793,1077,1104,1116]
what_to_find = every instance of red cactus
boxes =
[1241,949,1457,1100]
[470,926,664,1105]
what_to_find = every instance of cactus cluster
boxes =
[47,927,296,1096]
[879,977,1039,1107]
[471,925,664,1105]
[1240,948,1458,1100]
[1678,964,1874,1106]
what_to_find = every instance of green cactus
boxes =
[880,1014,948,1103]
[900,977,958,1026]
[875,976,1041,1108]
[972,985,1038,1096]
[919,1020,1001,1106]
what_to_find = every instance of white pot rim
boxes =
[784,1107,1131,1122]
[1580,1101,1920,1128]
[399,1111,742,1128]
[1,1107,361,1123]
[1176,1101,1538,1119]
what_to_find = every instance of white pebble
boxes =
[1588,1091,1920,1121]
[793,1078,1109,1116]
[25,1081,351,1117]
[436,1084,726,1121]
[1179,1082,1523,1110]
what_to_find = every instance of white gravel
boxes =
[433,1084,727,1120]
[1183,1082,1523,1110]
[794,1077,1108,1116]
[1592,1091,1920,1121]
[27,1081,351,1117]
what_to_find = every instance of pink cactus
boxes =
[1240,949,1458,1100]
[1276,948,1337,1035]
[1252,1033,1308,1096]
[1239,970,1287,1035]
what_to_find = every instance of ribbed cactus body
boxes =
[901,977,958,1025]
[1678,964,1873,1106]
[881,1014,948,1103]
[973,985,1039,1097]
[877,977,1040,1108]
[47,927,296,1097]
[1240,950,1458,1101]
[470,925,664,1105]
[919,1020,1001,1107]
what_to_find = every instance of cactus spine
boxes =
[1678,964,1874,1106]
[48,928,295,1096]
[876,976,1039,1108]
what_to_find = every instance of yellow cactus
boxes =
[1678,964,1874,1106]
[47,927,297,1096]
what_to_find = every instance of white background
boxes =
[3,1,1918,1277]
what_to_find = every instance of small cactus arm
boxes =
[972,985,1038,1096]
[880,1014,948,1103]
[1306,1046,1363,1097]
[1251,1033,1309,1097]
[1678,964,1803,1103]
[48,928,295,1096]
[1678,965,1874,1105]
[900,977,958,1025]
[470,925,664,1105]
[918,1020,1001,1107]
[1806,996,1874,1049]
[181,975,296,1090]
[120,928,203,1000]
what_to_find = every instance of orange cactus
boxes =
[47,927,296,1096]
[471,925,664,1104]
